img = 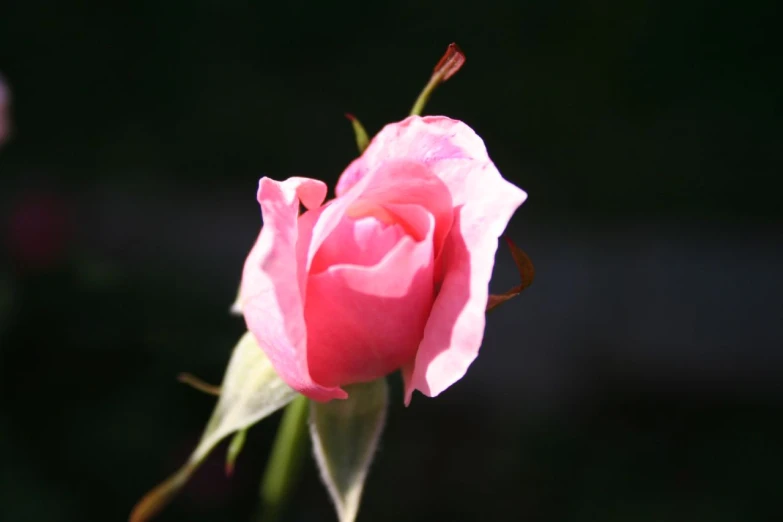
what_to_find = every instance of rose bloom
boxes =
[238,116,526,403]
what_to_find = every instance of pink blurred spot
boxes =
[0,73,11,148]
[6,191,73,272]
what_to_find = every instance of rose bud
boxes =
[238,116,526,404]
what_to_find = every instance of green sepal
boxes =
[310,379,388,522]
[129,332,298,522]
[345,113,370,153]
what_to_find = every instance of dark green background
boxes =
[1,1,780,521]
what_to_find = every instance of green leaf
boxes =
[310,379,388,522]
[345,113,370,153]
[486,236,535,312]
[129,332,298,522]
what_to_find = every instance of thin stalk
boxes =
[256,395,310,522]
[409,74,442,117]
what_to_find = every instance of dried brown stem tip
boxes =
[409,43,466,117]
[177,372,221,396]
[432,43,466,82]
[486,236,535,312]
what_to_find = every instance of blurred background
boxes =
[1,1,781,521]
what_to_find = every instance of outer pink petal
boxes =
[241,176,348,402]
[305,206,435,388]
[336,115,526,287]
[336,116,477,199]
[407,184,526,404]
[367,118,527,404]
[336,116,528,402]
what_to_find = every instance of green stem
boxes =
[409,73,443,117]
[256,395,310,522]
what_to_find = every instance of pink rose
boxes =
[239,115,526,403]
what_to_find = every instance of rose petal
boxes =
[308,159,451,275]
[346,117,529,403]
[241,176,348,402]
[336,115,526,289]
[336,116,528,402]
[310,215,405,274]
[305,206,436,388]
[305,174,377,275]
[337,116,504,204]
[336,116,473,198]
[407,188,526,403]
[346,159,453,252]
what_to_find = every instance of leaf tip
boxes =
[129,469,190,522]
[225,428,247,478]
[345,113,370,153]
